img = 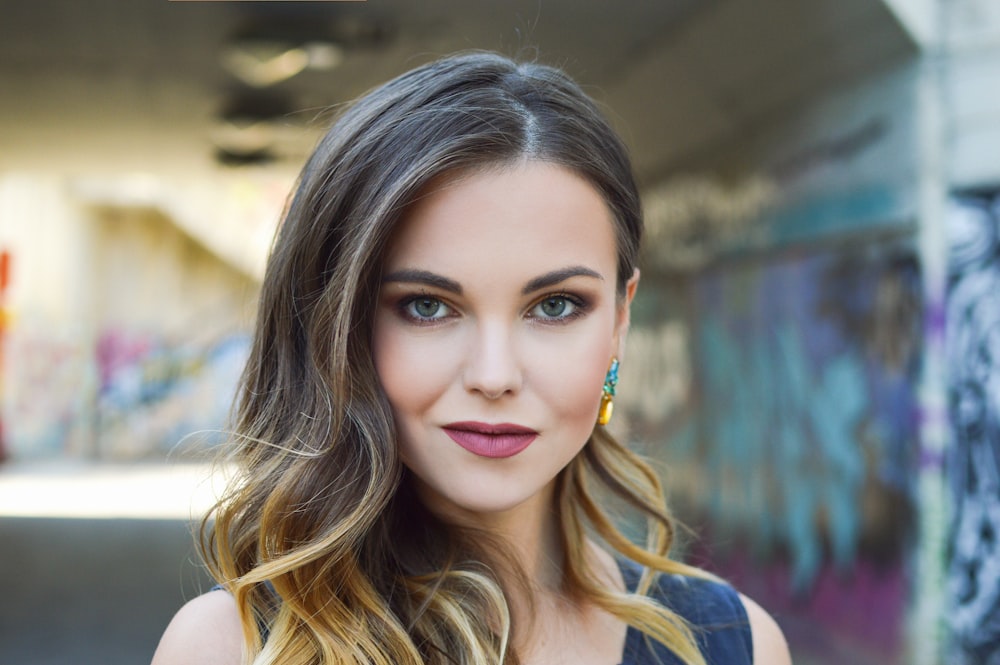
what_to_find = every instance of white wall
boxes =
[945,0,1000,188]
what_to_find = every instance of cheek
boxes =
[527,329,615,421]
[372,317,455,419]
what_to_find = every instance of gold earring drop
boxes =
[597,357,619,426]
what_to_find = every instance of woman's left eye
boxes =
[529,295,582,321]
[402,296,452,321]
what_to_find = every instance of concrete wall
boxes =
[0,176,260,459]
[945,0,1000,188]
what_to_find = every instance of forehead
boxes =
[383,161,618,278]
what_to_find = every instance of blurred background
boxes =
[0,0,997,663]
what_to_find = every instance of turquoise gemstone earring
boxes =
[597,357,619,426]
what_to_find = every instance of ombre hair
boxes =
[203,51,709,665]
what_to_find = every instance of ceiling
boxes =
[0,0,701,176]
[0,0,917,183]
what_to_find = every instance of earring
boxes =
[597,357,619,426]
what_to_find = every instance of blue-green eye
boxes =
[531,296,580,320]
[403,296,451,321]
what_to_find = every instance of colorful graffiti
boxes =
[5,326,95,457]
[95,329,249,458]
[6,325,248,460]
[945,191,1000,665]
[624,235,922,664]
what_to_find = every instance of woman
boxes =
[153,51,791,665]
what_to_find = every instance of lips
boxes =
[442,421,538,459]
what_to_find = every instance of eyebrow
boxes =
[382,269,463,295]
[522,266,604,294]
[381,265,604,296]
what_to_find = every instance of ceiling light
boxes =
[221,39,343,88]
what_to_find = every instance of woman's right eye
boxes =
[402,296,452,322]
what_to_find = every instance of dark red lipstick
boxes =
[442,421,538,459]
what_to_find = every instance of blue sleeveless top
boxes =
[617,560,752,664]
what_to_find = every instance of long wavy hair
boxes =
[203,51,709,665]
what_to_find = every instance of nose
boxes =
[463,321,523,399]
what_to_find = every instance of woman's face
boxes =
[373,161,638,523]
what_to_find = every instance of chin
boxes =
[415,478,551,523]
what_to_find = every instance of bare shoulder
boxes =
[739,593,792,665]
[151,590,243,665]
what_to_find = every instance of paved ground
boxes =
[0,516,213,665]
[0,463,220,665]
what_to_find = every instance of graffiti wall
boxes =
[95,329,249,458]
[609,57,931,664]
[4,324,94,457]
[5,320,250,460]
[945,191,1000,665]
[619,234,923,664]
[0,195,258,461]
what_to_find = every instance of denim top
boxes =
[617,559,753,665]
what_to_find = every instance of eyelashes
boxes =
[394,292,591,325]
[400,295,454,322]
[526,294,587,322]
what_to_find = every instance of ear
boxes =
[613,268,640,359]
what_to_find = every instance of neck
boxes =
[413,475,628,663]
[493,484,565,591]
[478,482,570,657]
[415,474,567,590]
